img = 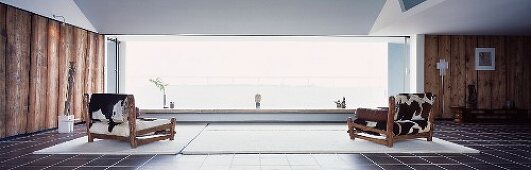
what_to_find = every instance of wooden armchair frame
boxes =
[83,94,176,148]
[347,96,435,147]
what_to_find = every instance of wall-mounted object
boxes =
[475,48,495,70]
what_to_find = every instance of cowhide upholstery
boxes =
[354,93,435,136]
[88,94,171,136]
[88,94,130,133]
[89,118,171,137]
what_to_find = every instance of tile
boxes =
[367,156,402,165]
[260,157,289,166]
[84,158,122,166]
[76,167,108,170]
[199,165,231,170]
[408,165,445,170]
[54,158,96,166]
[260,166,292,170]
[438,165,476,170]
[421,156,459,165]
[379,165,412,170]
[394,156,430,165]
[115,158,151,167]
[287,155,318,166]
[232,157,260,166]
[230,166,261,170]
[107,167,139,170]
[290,165,321,170]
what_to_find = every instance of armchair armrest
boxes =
[356,108,388,121]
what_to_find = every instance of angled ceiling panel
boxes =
[371,0,531,35]
[74,0,385,35]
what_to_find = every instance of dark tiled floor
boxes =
[1,121,531,170]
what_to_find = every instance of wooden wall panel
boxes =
[29,15,48,132]
[0,4,104,138]
[425,35,531,118]
[424,35,440,117]
[46,20,60,129]
[72,28,87,121]
[5,7,31,135]
[0,4,6,138]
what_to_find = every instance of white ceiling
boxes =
[73,0,385,35]
[2,0,530,35]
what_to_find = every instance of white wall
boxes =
[122,36,397,109]
[410,34,425,92]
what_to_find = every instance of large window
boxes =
[122,36,407,109]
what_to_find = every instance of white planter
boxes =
[58,115,75,133]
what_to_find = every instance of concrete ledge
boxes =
[141,109,356,122]
[142,109,355,114]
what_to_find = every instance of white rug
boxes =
[182,123,479,154]
[34,123,207,155]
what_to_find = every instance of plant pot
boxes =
[58,115,74,133]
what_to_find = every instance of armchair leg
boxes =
[347,117,356,140]
[170,118,176,140]
[88,134,94,142]
[130,139,137,148]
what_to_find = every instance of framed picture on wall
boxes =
[475,48,495,70]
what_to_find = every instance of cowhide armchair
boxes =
[83,93,176,148]
[347,93,435,147]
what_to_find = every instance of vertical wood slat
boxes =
[477,36,495,109]
[424,35,439,117]
[438,36,450,118]
[96,35,105,93]
[89,33,98,94]
[0,4,6,138]
[29,15,48,132]
[46,20,60,129]
[72,28,87,121]
[464,36,477,98]
[449,36,466,110]
[57,25,73,118]
[5,7,31,135]
[493,36,506,109]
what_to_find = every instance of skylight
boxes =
[400,0,427,12]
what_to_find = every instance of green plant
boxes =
[149,77,168,93]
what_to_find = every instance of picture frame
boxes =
[475,48,495,70]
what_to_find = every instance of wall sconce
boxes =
[52,14,66,25]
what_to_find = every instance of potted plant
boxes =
[149,77,169,108]
[59,62,76,133]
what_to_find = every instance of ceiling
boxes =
[1,0,531,35]
[73,0,385,35]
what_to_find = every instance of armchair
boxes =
[347,93,435,147]
[83,93,176,148]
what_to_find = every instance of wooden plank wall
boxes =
[0,3,105,138]
[425,35,531,118]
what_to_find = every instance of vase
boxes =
[163,94,167,108]
[58,115,74,133]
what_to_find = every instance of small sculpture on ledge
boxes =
[255,93,261,109]
[334,97,346,109]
